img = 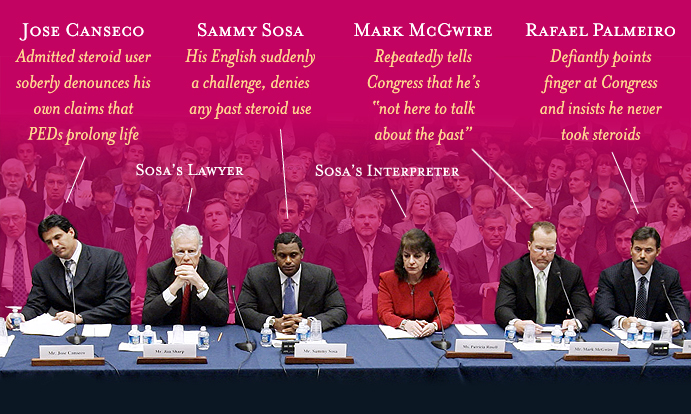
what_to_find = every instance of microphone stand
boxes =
[66,265,86,345]
[231,285,256,352]
[557,271,585,342]
[429,291,451,350]
[660,279,687,347]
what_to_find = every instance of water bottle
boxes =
[310,319,322,341]
[296,320,309,341]
[260,323,273,347]
[659,321,673,343]
[564,325,577,345]
[504,320,517,343]
[142,325,155,345]
[551,326,563,345]
[128,325,141,345]
[198,326,210,350]
[642,322,654,343]
[626,320,638,343]
[7,306,22,331]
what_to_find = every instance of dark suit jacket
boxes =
[239,210,267,241]
[551,197,597,223]
[324,229,399,324]
[594,259,691,328]
[154,211,201,231]
[600,250,627,270]
[0,225,50,317]
[557,242,604,294]
[495,254,593,330]
[620,170,662,203]
[201,235,260,297]
[27,201,85,231]
[325,199,347,223]
[254,228,327,266]
[105,226,171,289]
[436,192,468,222]
[237,262,347,331]
[81,204,134,247]
[22,244,131,324]
[528,179,571,206]
[659,239,691,292]
[455,241,525,322]
[142,255,230,326]
[305,209,338,240]
[0,185,42,207]
[579,214,626,254]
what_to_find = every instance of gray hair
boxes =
[170,224,203,250]
[295,180,318,194]
[559,205,586,227]
[161,181,185,200]
[1,158,26,174]
[428,212,457,236]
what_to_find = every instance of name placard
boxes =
[142,343,196,358]
[454,339,506,353]
[294,343,346,358]
[39,345,94,360]
[684,340,691,353]
[568,342,618,356]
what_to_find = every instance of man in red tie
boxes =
[580,188,625,255]
[556,205,604,296]
[142,224,229,326]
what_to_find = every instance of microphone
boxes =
[231,285,256,352]
[660,279,687,347]
[556,271,585,342]
[429,291,451,350]
[66,265,86,345]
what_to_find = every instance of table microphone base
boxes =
[236,341,256,352]
[432,340,451,350]
[575,336,586,342]
[66,334,87,345]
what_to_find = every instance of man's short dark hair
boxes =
[632,226,661,249]
[613,219,638,236]
[202,198,231,218]
[132,189,160,211]
[91,175,116,196]
[278,193,304,213]
[38,214,78,240]
[273,232,303,251]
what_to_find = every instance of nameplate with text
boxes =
[568,342,618,356]
[684,340,691,353]
[39,345,94,360]
[143,344,196,358]
[294,343,346,358]
[454,339,506,353]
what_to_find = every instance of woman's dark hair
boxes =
[38,214,78,240]
[394,228,440,281]
[661,194,691,226]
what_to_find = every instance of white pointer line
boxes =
[471,148,532,209]
[391,189,406,217]
[611,152,639,215]
[65,157,86,205]
[280,129,289,219]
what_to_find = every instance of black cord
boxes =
[639,353,671,378]
[237,349,253,374]
[553,355,565,368]
[94,352,120,376]
[431,352,445,376]
[278,348,288,377]
[316,363,320,379]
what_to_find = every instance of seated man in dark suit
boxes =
[295,181,337,239]
[495,221,593,335]
[143,224,229,326]
[156,182,201,232]
[223,176,267,241]
[27,166,84,230]
[83,176,133,247]
[551,169,597,222]
[659,237,691,293]
[436,163,475,222]
[556,205,604,295]
[1,158,41,206]
[237,232,347,333]
[594,226,690,335]
[600,219,637,269]
[579,188,626,255]
[527,153,571,210]
[5,214,131,327]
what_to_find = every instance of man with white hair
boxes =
[143,224,229,326]
[0,158,41,205]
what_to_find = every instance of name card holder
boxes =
[32,345,104,366]
[673,340,691,359]
[446,339,512,359]
[286,343,353,364]
[137,343,207,364]
[563,342,630,362]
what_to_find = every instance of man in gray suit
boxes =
[237,232,347,334]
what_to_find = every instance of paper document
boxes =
[118,339,163,352]
[82,324,112,337]
[512,341,569,351]
[274,331,297,341]
[20,314,75,336]
[620,340,681,349]
[0,335,15,357]
[379,325,415,339]
[455,324,488,336]
[166,330,200,345]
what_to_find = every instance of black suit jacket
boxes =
[594,259,690,328]
[306,209,338,240]
[455,241,525,322]
[620,170,662,203]
[22,243,131,324]
[237,262,347,331]
[658,239,691,292]
[579,214,626,254]
[551,197,597,223]
[324,229,399,324]
[528,179,571,206]
[142,255,230,326]
[201,234,260,297]
[82,204,134,247]
[239,210,267,241]
[495,254,593,330]
[254,229,327,266]
[436,192,468,222]
[105,226,171,288]
[27,201,85,231]
[557,242,604,294]
[0,185,42,207]
[600,250,627,270]
[0,225,50,317]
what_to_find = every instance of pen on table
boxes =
[217,332,223,342]
[601,328,615,338]
[465,325,477,334]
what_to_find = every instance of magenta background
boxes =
[0,0,689,161]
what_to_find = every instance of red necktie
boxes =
[565,248,573,263]
[132,236,148,324]
[180,284,191,324]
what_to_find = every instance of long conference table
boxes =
[2,323,691,388]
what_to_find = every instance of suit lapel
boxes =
[348,232,367,279]
[72,244,92,290]
[473,244,489,283]
[147,228,168,267]
[620,261,636,314]
[298,266,315,313]
[267,265,283,313]
[647,262,663,318]
[522,257,537,312]
[545,259,562,313]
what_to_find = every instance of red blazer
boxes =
[377,269,455,330]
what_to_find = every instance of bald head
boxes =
[596,188,622,223]
[1,158,26,195]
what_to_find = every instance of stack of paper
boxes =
[455,324,488,336]
[379,325,415,339]
[20,314,74,336]
[82,324,112,337]
[0,335,15,357]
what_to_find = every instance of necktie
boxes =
[283,277,297,314]
[634,277,648,319]
[102,215,112,244]
[635,177,644,202]
[180,283,191,324]
[564,248,573,263]
[577,202,583,210]
[165,220,173,232]
[461,200,469,218]
[135,236,148,300]
[596,228,607,255]
[488,249,500,283]
[12,240,26,306]
[65,259,75,295]
[299,219,309,234]
[50,210,57,216]
[26,174,33,191]
[215,244,225,266]
[495,188,503,208]
[230,213,240,237]
[362,243,376,310]
[536,271,547,324]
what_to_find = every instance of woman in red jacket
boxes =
[377,228,455,337]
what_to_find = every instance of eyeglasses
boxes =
[531,246,556,254]
[174,249,199,257]
[164,203,183,210]
[0,215,25,224]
